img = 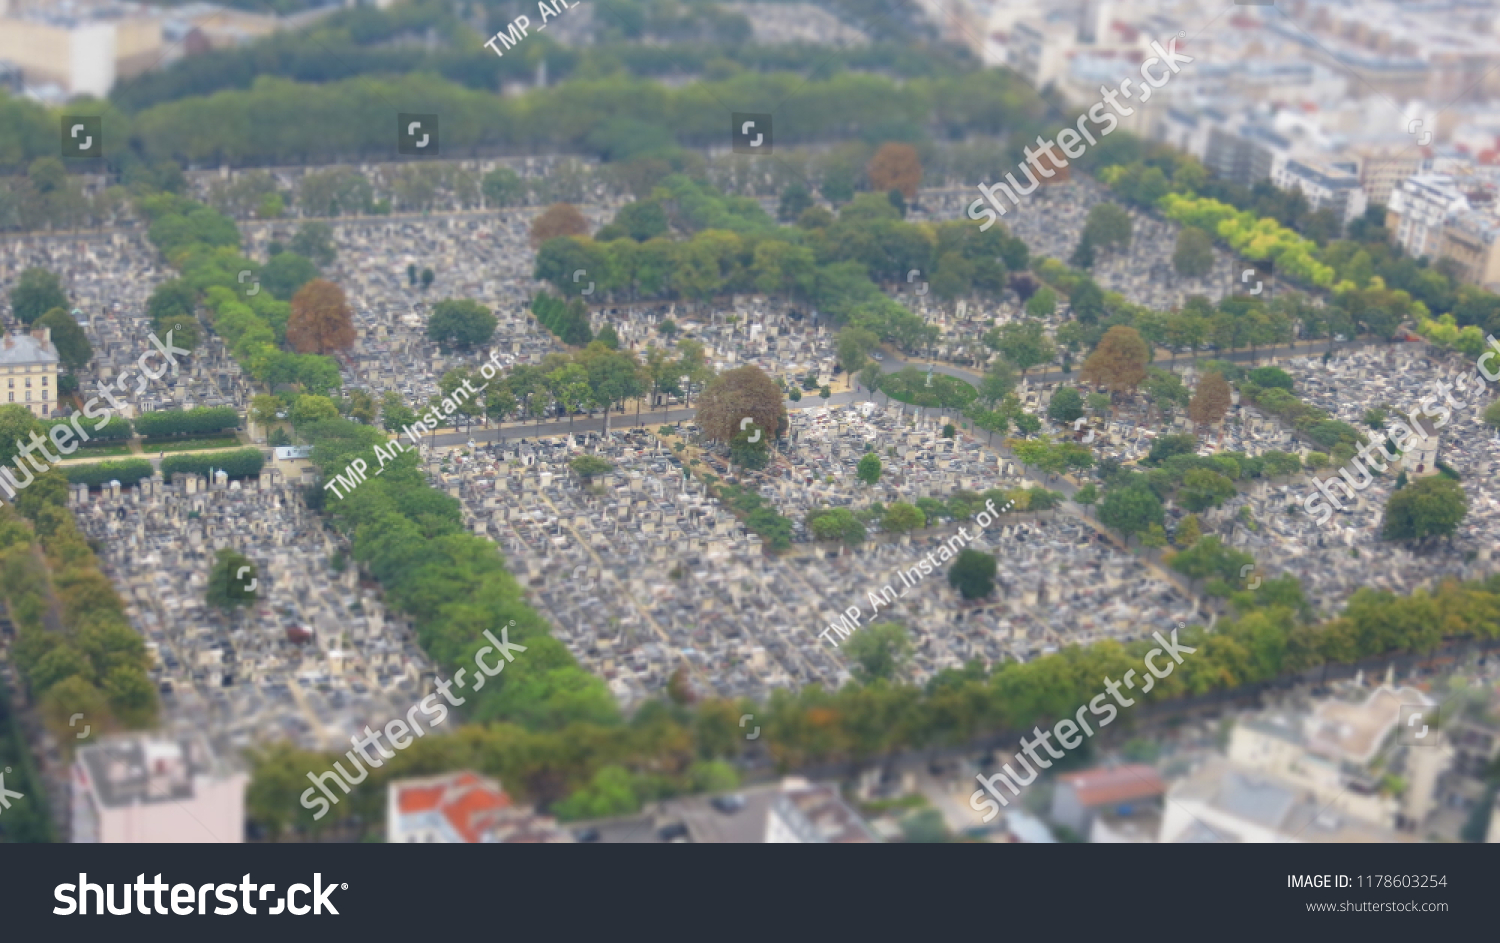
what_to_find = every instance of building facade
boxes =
[0,328,59,418]
[71,734,245,843]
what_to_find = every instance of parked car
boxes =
[710,794,746,814]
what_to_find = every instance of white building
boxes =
[1388,173,1470,259]
[1008,18,1076,90]
[71,734,246,843]
[1275,159,1369,226]
[764,776,879,842]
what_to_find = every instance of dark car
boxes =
[710,794,746,814]
[574,828,600,842]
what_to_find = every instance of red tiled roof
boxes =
[1058,765,1165,807]
[396,772,512,842]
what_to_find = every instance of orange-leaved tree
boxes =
[287,279,355,355]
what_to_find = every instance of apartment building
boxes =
[71,733,246,843]
[1275,158,1369,225]
[0,328,59,419]
[1388,173,1470,259]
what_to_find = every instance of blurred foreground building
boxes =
[71,733,246,842]
[565,777,879,843]
[387,771,572,843]
[1160,685,1449,842]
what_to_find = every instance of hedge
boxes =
[66,459,155,489]
[160,448,264,479]
[135,406,239,439]
[48,415,132,442]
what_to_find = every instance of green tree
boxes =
[553,765,639,821]
[1141,523,1168,549]
[1097,483,1164,541]
[1047,387,1084,424]
[987,318,1055,377]
[1172,226,1214,277]
[380,391,416,433]
[837,326,880,375]
[1381,476,1467,542]
[1483,398,1500,430]
[35,308,92,371]
[571,455,615,481]
[288,222,337,268]
[1180,468,1236,512]
[882,501,926,534]
[1082,202,1133,253]
[979,358,1018,407]
[426,299,497,349]
[482,167,526,207]
[1024,287,1057,318]
[778,183,813,222]
[261,252,319,302]
[842,622,913,684]
[947,548,997,599]
[1175,514,1202,547]
[290,394,339,426]
[807,507,866,548]
[250,394,284,425]
[856,452,882,485]
[11,268,67,325]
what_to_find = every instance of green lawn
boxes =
[73,442,134,457]
[146,436,241,454]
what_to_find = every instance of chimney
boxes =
[3,334,12,350]
[31,327,50,348]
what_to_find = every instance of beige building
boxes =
[1437,209,1500,292]
[0,327,59,418]
[0,1,163,98]
[1347,141,1424,208]
[1225,684,1451,832]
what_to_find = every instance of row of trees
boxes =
[160,448,266,480]
[140,193,351,395]
[1082,131,1500,344]
[0,64,1040,172]
[107,0,963,116]
[0,407,157,747]
[133,405,239,439]
[246,565,1500,834]
[535,176,1028,311]
[375,338,652,436]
